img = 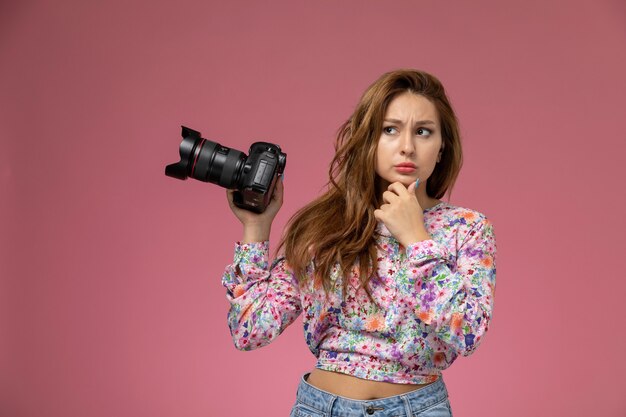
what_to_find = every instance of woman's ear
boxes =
[437,144,444,163]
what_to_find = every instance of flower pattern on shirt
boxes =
[221,202,497,384]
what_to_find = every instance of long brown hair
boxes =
[277,69,463,294]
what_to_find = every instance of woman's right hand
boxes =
[226,177,284,243]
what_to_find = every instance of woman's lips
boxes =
[395,163,416,174]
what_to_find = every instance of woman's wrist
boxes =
[401,227,432,247]
[241,223,271,243]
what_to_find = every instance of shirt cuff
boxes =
[233,240,270,270]
[405,239,452,265]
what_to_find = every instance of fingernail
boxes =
[415,179,420,187]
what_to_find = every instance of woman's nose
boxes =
[400,132,415,155]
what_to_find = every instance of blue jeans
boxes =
[290,374,453,417]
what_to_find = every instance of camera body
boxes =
[165,126,286,213]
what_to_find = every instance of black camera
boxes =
[165,126,286,213]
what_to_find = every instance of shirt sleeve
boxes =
[221,241,302,351]
[403,217,497,357]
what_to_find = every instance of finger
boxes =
[407,180,417,196]
[275,176,284,199]
[271,179,284,204]
[387,181,409,196]
[382,190,399,204]
[226,189,242,211]
[377,203,390,212]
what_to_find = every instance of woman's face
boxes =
[375,91,443,189]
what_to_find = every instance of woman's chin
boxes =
[397,177,419,188]
[376,175,421,189]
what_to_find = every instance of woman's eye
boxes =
[383,126,397,134]
[416,127,432,136]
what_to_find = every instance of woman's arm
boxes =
[222,179,302,350]
[403,216,497,356]
[226,179,284,244]
[222,241,302,351]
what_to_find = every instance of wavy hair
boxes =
[277,69,463,295]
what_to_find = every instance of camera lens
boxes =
[192,140,246,188]
[165,126,247,189]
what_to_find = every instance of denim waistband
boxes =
[295,373,449,416]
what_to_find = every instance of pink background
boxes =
[1,0,625,416]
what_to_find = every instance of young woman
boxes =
[222,69,497,417]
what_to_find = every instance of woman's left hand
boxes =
[373,181,431,247]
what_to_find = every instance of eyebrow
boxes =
[384,118,436,125]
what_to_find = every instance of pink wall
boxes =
[2,0,625,416]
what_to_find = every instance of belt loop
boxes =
[326,395,337,415]
[402,395,413,416]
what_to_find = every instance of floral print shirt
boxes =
[221,202,497,384]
